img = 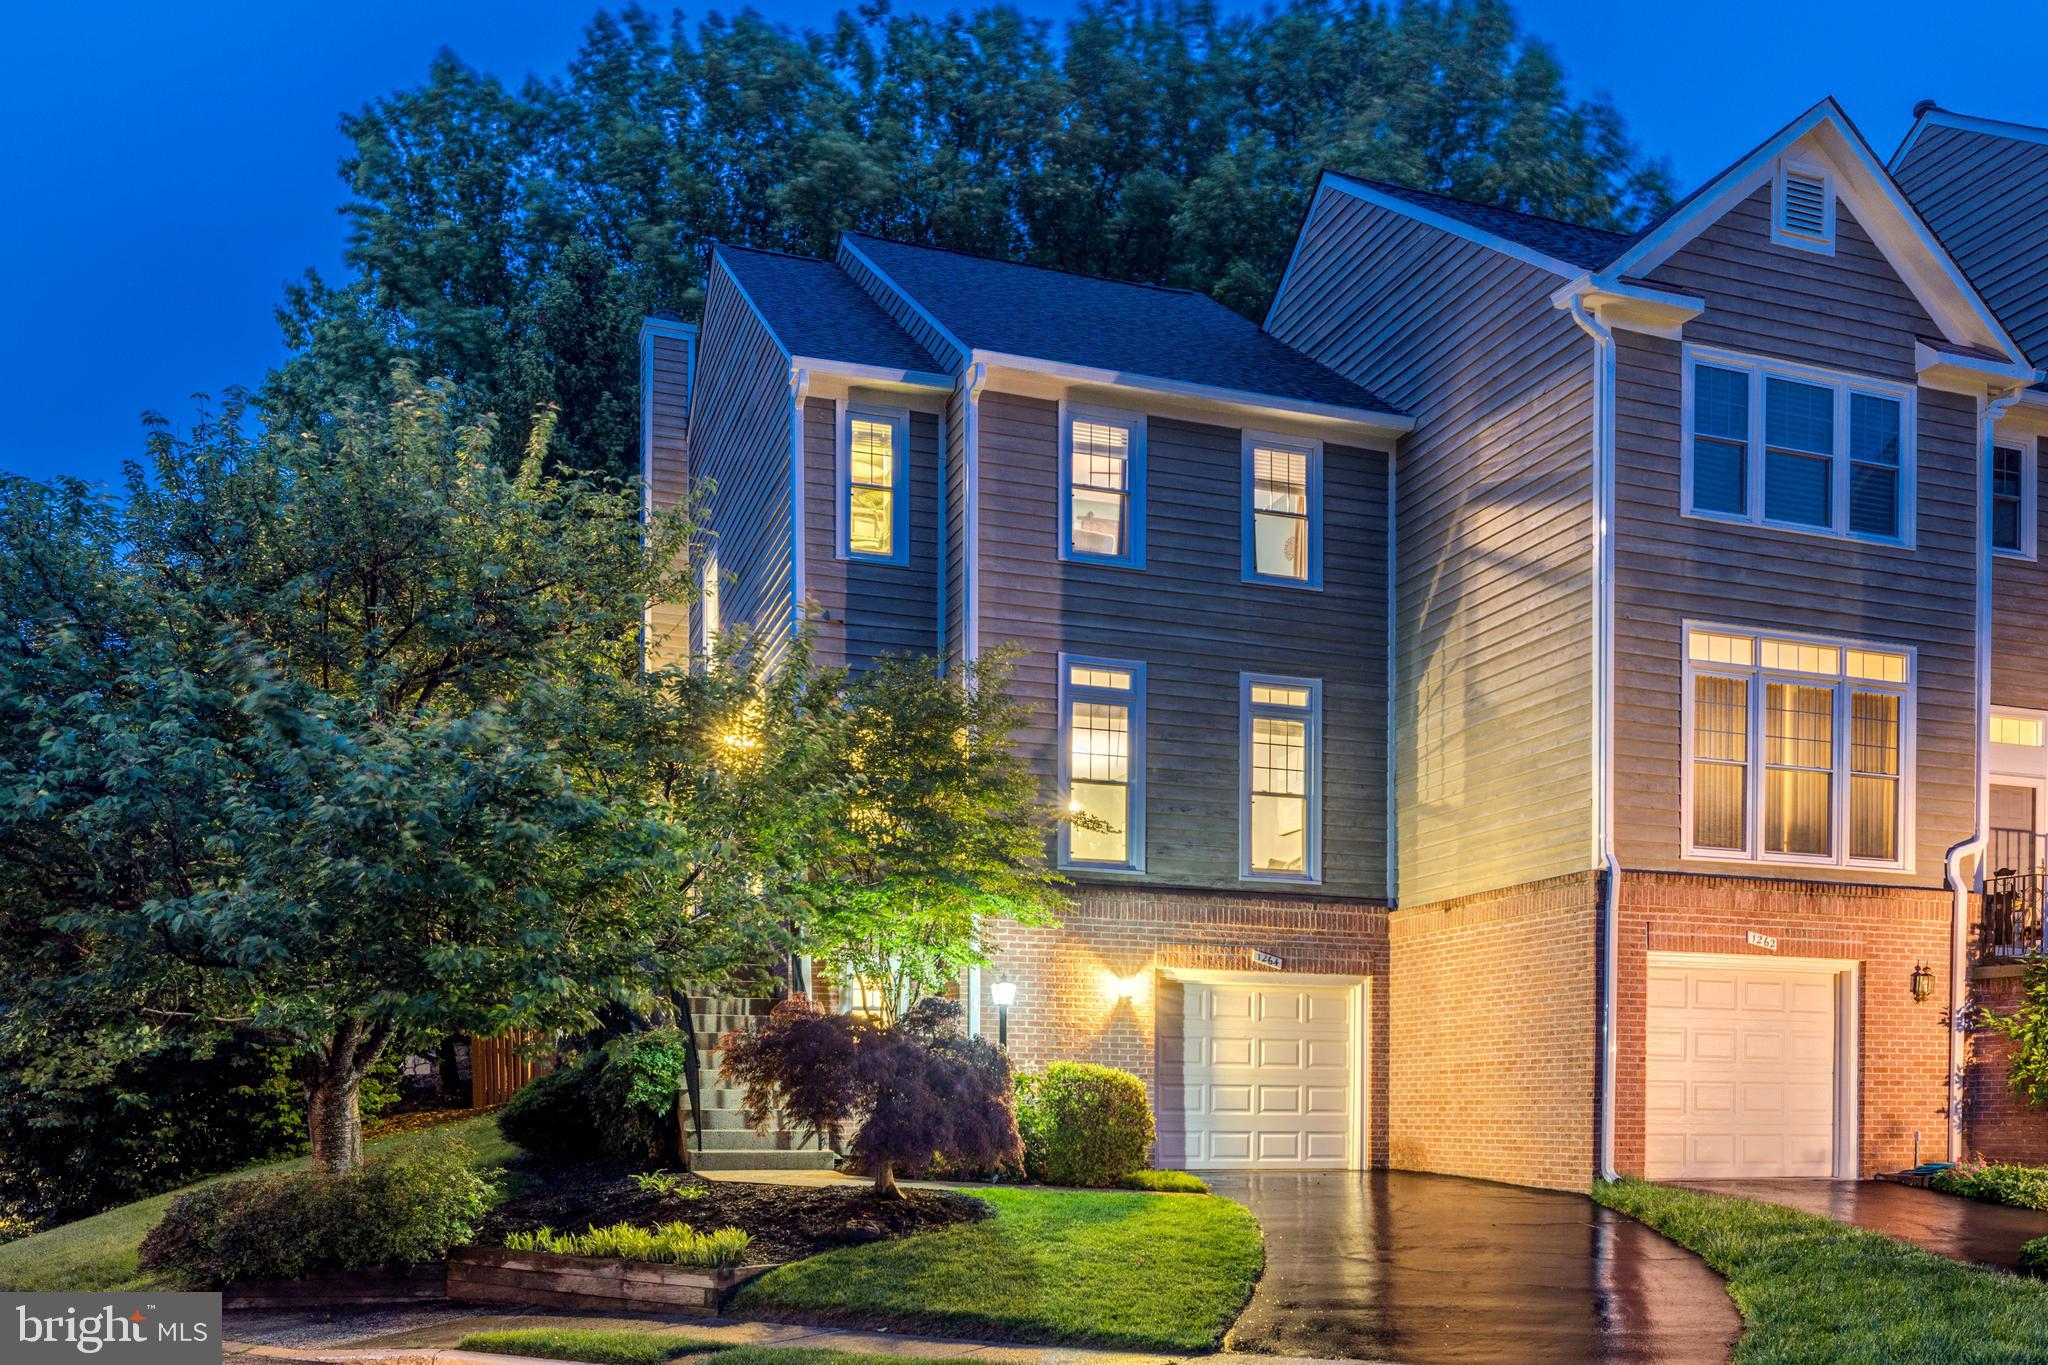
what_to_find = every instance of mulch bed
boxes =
[363,1102,500,1141]
[475,1160,988,1263]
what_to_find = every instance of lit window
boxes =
[1062,410,1144,565]
[1686,627,1911,867]
[1243,435,1321,586]
[1993,714,2045,748]
[1061,657,1143,870]
[842,407,908,562]
[700,550,720,653]
[1243,676,1320,880]
[1993,442,2035,558]
[1685,350,1912,545]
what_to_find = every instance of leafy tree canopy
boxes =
[269,0,1672,477]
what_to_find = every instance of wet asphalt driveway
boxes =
[1206,1171,1741,1365]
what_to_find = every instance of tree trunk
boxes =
[872,1161,900,1198]
[306,1064,365,1174]
[437,1035,464,1099]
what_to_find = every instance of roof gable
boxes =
[1605,99,2024,361]
[711,244,946,378]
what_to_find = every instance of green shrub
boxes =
[1931,1159,2048,1210]
[503,1220,751,1266]
[458,1328,727,1364]
[2023,1236,2048,1275]
[628,1171,703,1198]
[138,1139,495,1286]
[1014,1062,1153,1187]
[1120,1169,1208,1194]
[496,1031,692,1166]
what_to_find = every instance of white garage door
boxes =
[1644,962,1838,1179]
[1170,980,1353,1169]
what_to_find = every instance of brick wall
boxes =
[1965,968,2048,1164]
[1387,871,1602,1192]
[982,886,1389,1164]
[1614,872,1953,1178]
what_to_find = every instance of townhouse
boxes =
[642,97,2048,1192]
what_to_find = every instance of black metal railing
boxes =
[1982,871,2047,961]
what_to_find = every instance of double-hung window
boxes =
[1060,656,1144,871]
[1684,347,1913,545]
[1241,675,1321,880]
[699,549,721,655]
[1061,407,1144,566]
[1684,626,1911,869]
[840,405,909,563]
[1242,433,1322,587]
[1993,439,2036,559]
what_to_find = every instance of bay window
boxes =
[1685,627,1911,868]
[1684,347,1913,545]
[1060,656,1144,871]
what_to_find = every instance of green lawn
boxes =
[732,1186,1263,1352]
[1595,1178,2048,1363]
[0,1114,513,1292]
[459,1328,730,1365]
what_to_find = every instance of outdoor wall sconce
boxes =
[991,977,1016,1049]
[1911,963,1936,1003]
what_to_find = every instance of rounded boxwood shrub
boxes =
[2023,1235,2048,1275]
[1014,1061,1153,1187]
[496,1029,692,1165]
[139,1139,495,1287]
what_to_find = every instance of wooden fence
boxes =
[470,1032,555,1107]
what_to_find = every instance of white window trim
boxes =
[698,547,720,657]
[1679,621,1916,874]
[837,401,911,565]
[1680,344,1917,549]
[1770,159,1836,255]
[1057,653,1146,874]
[1238,673,1323,883]
[1058,401,1146,569]
[1240,430,1324,589]
[1991,432,2038,562]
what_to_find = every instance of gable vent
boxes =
[1773,165,1833,251]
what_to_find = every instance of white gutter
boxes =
[961,362,989,663]
[789,366,811,643]
[1564,294,1622,1183]
[1945,384,2026,1162]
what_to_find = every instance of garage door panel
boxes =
[1178,981,1354,1171]
[1645,962,1839,1180]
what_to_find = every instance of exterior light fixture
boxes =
[991,977,1016,1049]
[1910,963,1936,1004]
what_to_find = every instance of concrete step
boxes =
[692,1146,842,1172]
[683,1126,830,1153]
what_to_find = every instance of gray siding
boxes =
[944,387,968,670]
[802,395,941,669]
[643,323,694,667]
[1895,122,2048,367]
[974,390,1391,900]
[1993,434,2048,710]
[1266,188,1597,907]
[690,263,796,663]
[1613,190,1980,881]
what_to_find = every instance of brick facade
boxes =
[1387,871,1602,1192]
[982,887,1389,1163]
[1614,872,1954,1178]
[1964,967,2048,1164]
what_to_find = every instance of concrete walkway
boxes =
[1678,1178,2048,1270]
[224,1308,1236,1365]
[1206,1171,1741,1365]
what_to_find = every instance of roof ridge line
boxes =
[1324,172,1634,242]
[842,231,1204,297]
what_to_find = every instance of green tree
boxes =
[0,377,829,1174]
[277,0,1671,480]
[1982,959,2048,1110]
[804,650,1066,1023]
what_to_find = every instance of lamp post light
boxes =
[991,977,1017,1050]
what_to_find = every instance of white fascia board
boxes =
[709,249,796,368]
[1895,107,2048,168]
[1610,101,2028,364]
[790,356,954,390]
[836,238,972,369]
[1549,275,1705,340]
[1914,339,2042,397]
[971,349,1415,439]
[1319,173,1581,279]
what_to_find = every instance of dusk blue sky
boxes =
[5,1,2044,489]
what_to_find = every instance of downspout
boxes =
[962,361,989,665]
[789,366,812,647]
[1945,384,2022,1162]
[1565,293,1622,1182]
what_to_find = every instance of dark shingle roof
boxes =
[1327,173,1637,271]
[714,244,944,375]
[843,233,1402,415]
